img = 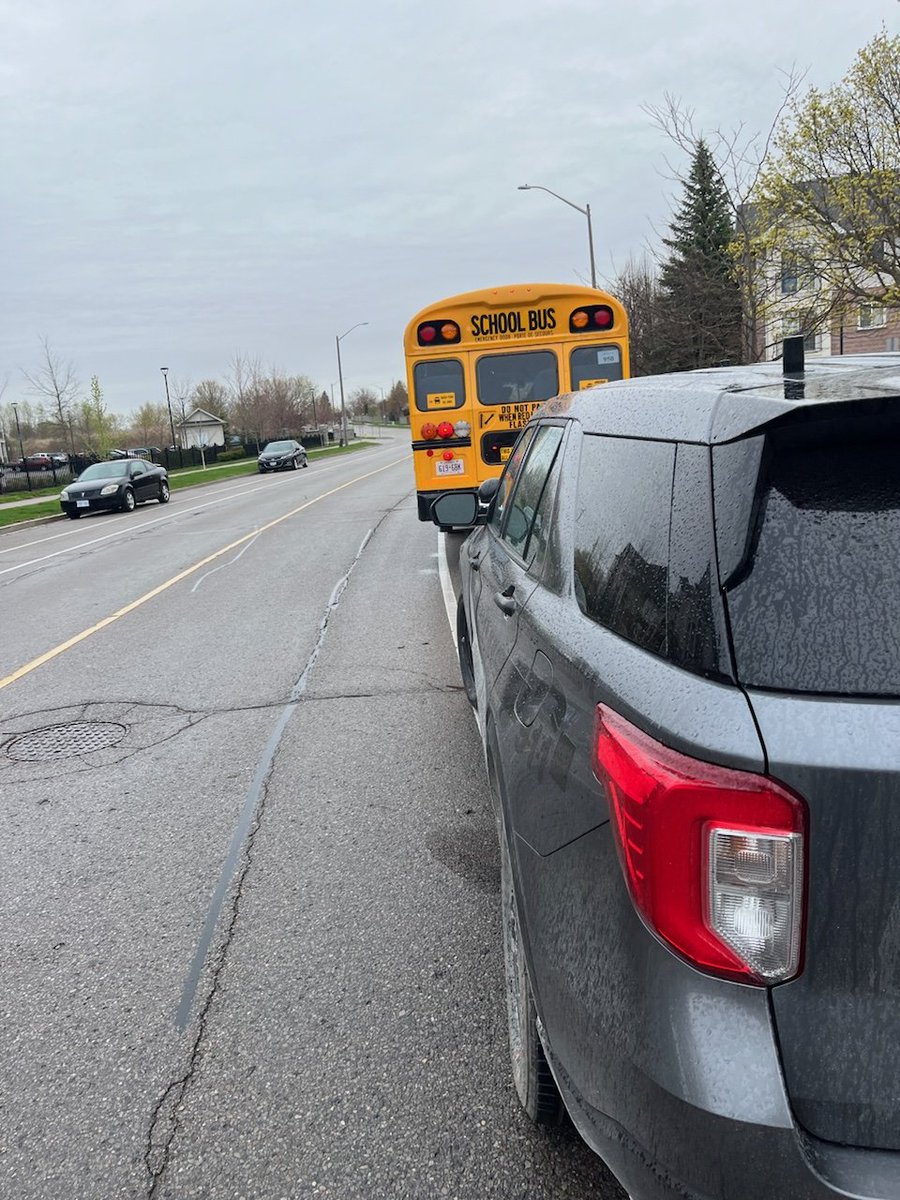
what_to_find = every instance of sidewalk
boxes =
[0,494,57,511]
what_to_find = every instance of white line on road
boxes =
[190,529,262,593]
[437,530,458,651]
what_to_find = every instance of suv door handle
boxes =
[493,585,517,616]
[468,550,482,572]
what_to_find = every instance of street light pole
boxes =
[11,402,31,491]
[160,367,177,465]
[517,183,598,289]
[335,322,369,448]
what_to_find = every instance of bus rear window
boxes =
[724,427,900,697]
[476,351,558,406]
[570,345,623,390]
[413,360,464,412]
[480,430,521,465]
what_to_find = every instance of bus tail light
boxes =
[442,450,454,461]
[437,421,454,439]
[593,705,806,985]
[421,422,438,440]
[417,321,461,346]
[570,305,615,333]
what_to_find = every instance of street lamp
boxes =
[11,402,31,491]
[518,183,597,289]
[160,367,177,461]
[335,323,369,447]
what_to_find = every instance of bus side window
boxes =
[570,345,623,390]
[413,360,465,411]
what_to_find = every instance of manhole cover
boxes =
[6,721,127,762]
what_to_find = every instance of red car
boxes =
[15,454,54,470]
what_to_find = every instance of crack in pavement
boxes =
[144,793,266,1195]
[143,491,410,1196]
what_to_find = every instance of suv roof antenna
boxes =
[783,335,805,376]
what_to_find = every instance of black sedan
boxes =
[257,439,308,472]
[60,459,170,518]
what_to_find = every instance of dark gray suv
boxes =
[435,353,900,1200]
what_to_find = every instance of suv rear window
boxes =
[724,424,900,697]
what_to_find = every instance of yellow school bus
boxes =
[403,282,630,521]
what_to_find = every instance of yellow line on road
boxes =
[0,457,409,693]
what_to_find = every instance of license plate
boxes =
[76,500,89,508]
[436,460,465,476]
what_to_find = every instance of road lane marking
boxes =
[189,529,262,593]
[437,531,458,650]
[0,456,409,693]
[0,451,400,566]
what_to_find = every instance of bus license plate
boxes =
[436,460,465,476]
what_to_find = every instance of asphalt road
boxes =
[0,435,625,1200]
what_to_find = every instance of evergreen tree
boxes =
[659,140,742,370]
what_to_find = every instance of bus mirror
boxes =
[431,493,480,528]
[478,478,501,504]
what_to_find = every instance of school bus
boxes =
[403,283,629,521]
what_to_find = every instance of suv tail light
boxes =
[593,706,806,985]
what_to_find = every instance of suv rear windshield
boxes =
[724,421,900,697]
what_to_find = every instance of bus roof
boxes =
[405,284,628,350]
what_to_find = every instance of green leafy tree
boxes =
[658,139,743,370]
[79,375,115,457]
[758,29,900,308]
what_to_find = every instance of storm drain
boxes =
[5,721,127,762]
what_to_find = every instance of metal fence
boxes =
[0,429,353,494]
[0,462,77,493]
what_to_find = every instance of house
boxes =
[177,408,226,449]
[764,244,900,359]
[742,187,899,360]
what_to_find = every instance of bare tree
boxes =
[227,352,265,449]
[348,387,379,420]
[612,257,673,376]
[23,337,80,454]
[191,379,230,414]
[170,374,193,427]
[130,402,169,448]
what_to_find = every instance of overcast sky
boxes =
[2,0,897,415]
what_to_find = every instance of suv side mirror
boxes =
[431,492,481,529]
[478,478,501,504]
